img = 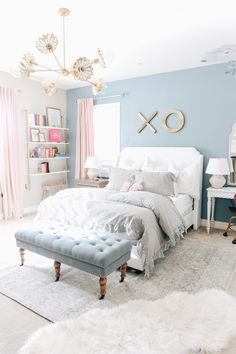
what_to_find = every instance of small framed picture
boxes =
[46,107,62,128]
[39,132,46,142]
[30,128,39,142]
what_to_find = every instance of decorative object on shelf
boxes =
[84,156,102,180]
[162,110,185,133]
[39,162,49,173]
[49,128,61,143]
[39,132,46,142]
[53,147,59,156]
[46,107,61,127]
[19,8,107,96]
[30,128,39,142]
[201,45,236,75]
[137,111,157,134]
[206,158,230,189]
[32,147,39,158]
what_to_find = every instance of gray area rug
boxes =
[1,229,236,322]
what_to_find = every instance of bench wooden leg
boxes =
[19,248,25,266]
[54,261,61,282]
[120,262,127,283]
[99,277,107,300]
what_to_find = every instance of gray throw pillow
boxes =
[135,171,176,196]
[107,168,137,191]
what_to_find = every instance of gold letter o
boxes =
[162,110,185,133]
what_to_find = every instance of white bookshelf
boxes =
[25,110,70,190]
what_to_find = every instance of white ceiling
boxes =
[1,0,236,89]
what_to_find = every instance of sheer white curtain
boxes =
[0,87,23,219]
[75,98,94,180]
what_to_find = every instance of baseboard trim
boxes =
[0,205,38,221]
[201,219,228,230]
[23,205,38,215]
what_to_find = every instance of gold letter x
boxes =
[137,111,158,134]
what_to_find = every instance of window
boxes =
[93,102,120,166]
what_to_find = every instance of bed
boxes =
[37,147,203,276]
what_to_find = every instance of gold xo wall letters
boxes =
[137,109,185,134]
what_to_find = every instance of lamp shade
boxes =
[84,156,101,169]
[206,158,230,175]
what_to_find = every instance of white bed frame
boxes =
[116,147,203,271]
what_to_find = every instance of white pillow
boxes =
[135,171,176,196]
[107,168,137,190]
[175,160,201,198]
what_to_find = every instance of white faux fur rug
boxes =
[19,289,236,354]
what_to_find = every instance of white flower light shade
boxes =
[84,156,102,179]
[206,158,230,189]
[42,81,57,96]
[91,79,107,95]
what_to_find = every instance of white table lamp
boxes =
[84,156,101,180]
[206,158,230,189]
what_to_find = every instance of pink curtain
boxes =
[0,87,23,219]
[75,98,94,180]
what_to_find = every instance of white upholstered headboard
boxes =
[116,147,203,230]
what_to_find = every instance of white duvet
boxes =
[37,188,185,277]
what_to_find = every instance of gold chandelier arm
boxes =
[91,58,99,65]
[52,51,63,70]
[33,69,63,72]
[36,63,59,71]
[63,16,66,68]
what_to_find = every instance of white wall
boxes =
[0,71,66,217]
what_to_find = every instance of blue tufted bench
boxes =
[15,229,132,299]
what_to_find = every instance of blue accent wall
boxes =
[67,64,236,222]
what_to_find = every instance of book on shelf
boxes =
[28,113,48,126]
[32,147,57,158]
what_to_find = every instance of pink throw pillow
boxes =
[129,183,143,192]
[120,181,133,192]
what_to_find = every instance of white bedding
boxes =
[171,194,193,217]
[36,187,186,277]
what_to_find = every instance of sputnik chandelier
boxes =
[19,8,107,95]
